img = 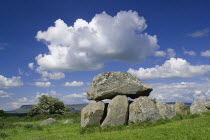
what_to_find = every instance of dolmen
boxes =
[81,72,209,127]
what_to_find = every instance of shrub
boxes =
[0,132,8,138]
[0,110,10,117]
[28,95,70,116]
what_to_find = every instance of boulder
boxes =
[64,119,74,124]
[175,102,187,115]
[129,97,161,124]
[101,95,129,127]
[87,72,152,100]
[156,102,176,119]
[40,118,56,126]
[205,101,210,109]
[190,99,209,114]
[81,101,105,127]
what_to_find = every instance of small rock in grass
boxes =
[64,119,75,124]
[40,118,57,126]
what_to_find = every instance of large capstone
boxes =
[101,95,129,128]
[87,72,152,100]
[156,102,176,119]
[129,97,161,124]
[190,99,209,114]
[175,101,187,115]
[81,101,105,127]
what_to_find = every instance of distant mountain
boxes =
[6,104,88,114]
[6,105,34,114]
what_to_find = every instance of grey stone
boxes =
[190,99,209,114]
[101,95,129,127]
[64,119,74,124]
[205,101,210,109]
[156,102,176,119]
[175,102,187,115]
[40,118,56,126]
[129,97,161,124]
[87,72,153,100]
[81,101,105,127]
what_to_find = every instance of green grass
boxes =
[0,112,209,140]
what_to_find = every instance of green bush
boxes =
[0,132,8,138]
[0,110,10,117]
[28,95,70,116]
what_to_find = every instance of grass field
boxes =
[0,112,210,140]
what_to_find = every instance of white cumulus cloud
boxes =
[0,90,13,98]
[65,81,84,87]
[34,81,51,87]
[128,58,210,80]
[28,63,34,70]
[154,51,166,57]
[184,50,196,56]
[36,67,65,80]
[61,93,88,104]
[201,50,210,57]
[150,82,210,102]
[188,28,210,38]
[35,10,158,72]
[154,48,176,58]
[0,75,23,89]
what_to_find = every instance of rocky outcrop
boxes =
[40,118,56,126]
[87,72,152,100]
[175,101,187,115]
[156,102,176,119]
[129,97,161,124]
[205,101,210,109]
[81,101,105,127]
[190,99,209,114]
[101,95,129,127]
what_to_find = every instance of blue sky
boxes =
[0,0,210,110]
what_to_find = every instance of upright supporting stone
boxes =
[101,95,129,128]
[190,99,209,114]
[175,101,187,115]
[81,101,105,127]
[157,102,176,119]
[129,97,161,124]
[205,101,210,109]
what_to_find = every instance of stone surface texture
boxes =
[190,99,209,114]
[175,101,187,115]
[81,101,105,127]
[40,118,56,126]
[129,97,161,124]
[205,101,210,109]
[87,72,153,100]
[101,95,129,127]
[156,102,176,119]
